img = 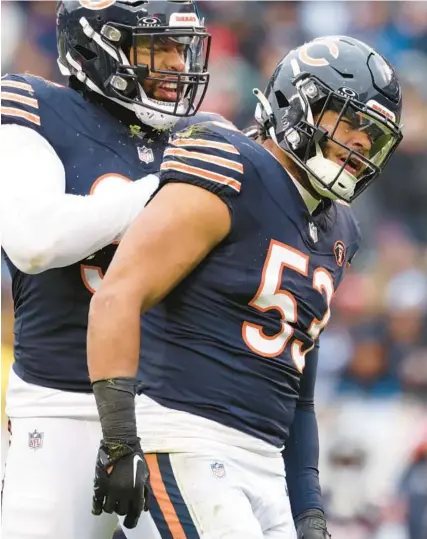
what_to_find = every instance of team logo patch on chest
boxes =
[137,146,154,164]
[334,240,346,266]
[28,429,44,450]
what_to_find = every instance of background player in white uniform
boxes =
[86,36,403,538]
[0,1,214,538]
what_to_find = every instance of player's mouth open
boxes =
[338,155,361,176]
[156,82,179,101]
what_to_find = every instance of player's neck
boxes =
[261,139,321,214]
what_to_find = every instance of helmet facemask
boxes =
[110,27,210,128]
[255,75,403,202]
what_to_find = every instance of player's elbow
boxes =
[89,287,117,323]
[89,281,152,330]
[89,282,139,322]
[1,214,62,274]
[3,243,56,275]
[21,250,57,275]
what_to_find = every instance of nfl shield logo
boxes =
[28,429,44,450]
[211,462,226,479]
[137,146,154,164]
[308,222,318,243]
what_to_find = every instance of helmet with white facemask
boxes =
[253,36,403,202]
[57,0,211,129]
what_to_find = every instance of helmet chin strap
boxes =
[306,154,357,201]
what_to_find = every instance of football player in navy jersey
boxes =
[0,1,216,538]
[88,36,403,538]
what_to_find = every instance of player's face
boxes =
[315,110,372,178]
[130,36,186,102]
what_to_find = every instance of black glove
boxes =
[91,378,150,529]
[92,438,150,529]
[295,509,331,539]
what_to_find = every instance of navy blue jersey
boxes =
[139,121,361,447]
[1,73,222,392]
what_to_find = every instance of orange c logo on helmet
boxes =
[79,0,116,10]
[298,38,340,67]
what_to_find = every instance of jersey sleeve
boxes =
[1,74,43,134]
[159,125,244,208]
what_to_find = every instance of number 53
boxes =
[242,240,334,372]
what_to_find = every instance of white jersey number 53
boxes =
[242,240,334,372]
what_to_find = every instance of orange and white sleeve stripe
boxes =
[164,147,243,174]
[160,160,242,192]
[161,136,243,193]
[1,80,41,126]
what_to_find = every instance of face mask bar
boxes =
[284,75,403,201]
[111,26,211,117]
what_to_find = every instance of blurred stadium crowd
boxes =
[2,2,427,538]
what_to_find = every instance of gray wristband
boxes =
[92,377,139,443]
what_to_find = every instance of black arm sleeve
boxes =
[283,342,323,519]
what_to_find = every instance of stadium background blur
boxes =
[1,1,427,538]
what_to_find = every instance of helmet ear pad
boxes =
[277,94,328,161]
[279,95,304,136]
[276,96,306,150]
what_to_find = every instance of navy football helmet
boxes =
[254,36,403,202]
[57,0,211,129]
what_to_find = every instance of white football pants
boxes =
[3,369,296,539]
[141,449,297,539]
[1,369,159,539]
